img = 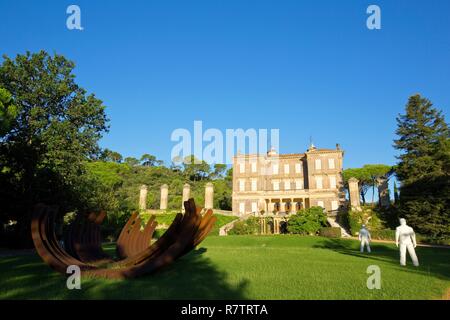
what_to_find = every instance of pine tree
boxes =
[394,94,450,239]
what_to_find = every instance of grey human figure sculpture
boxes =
[359,224,371,253]
[395,218,419,267]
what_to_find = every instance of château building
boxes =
[232,144,345,216]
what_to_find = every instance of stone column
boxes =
[377,177,390,208]
[291,200,297,214]
[348,177,361,209]
[160,184,168,210]
[258,198,266,214]
[280,201,286,213]
[139,185,148,211]
[182,183,191,213]
[268,201,275,214]
[204,182,214,209]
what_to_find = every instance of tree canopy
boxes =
[0,51,109,247]
[394,94,449,239]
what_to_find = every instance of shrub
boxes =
[319,227,341,238]
[370,229,395,241]
[347,206,385,236]
[228,217,260,235]
[287,207,328,235]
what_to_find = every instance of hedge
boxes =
[319,227,341,238]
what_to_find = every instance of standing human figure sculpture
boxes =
[359,224,371,253]
[395,218,419,267]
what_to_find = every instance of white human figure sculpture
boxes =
[395,218,419,267]
[359,224,371,253]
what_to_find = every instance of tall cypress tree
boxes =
[394,94,450,239]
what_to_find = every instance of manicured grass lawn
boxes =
[0,235,448,299]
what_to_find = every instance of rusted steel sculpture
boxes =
[31,198,216,279]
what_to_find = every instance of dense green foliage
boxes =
[287,207,328,235]
[0,87,19,136]
[319,227,341,238]
[1,236,449,299]
[394,95,450,239]
[228,217,261,235]
[0,51,109,247]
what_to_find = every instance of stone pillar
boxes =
[204,182,214,209]
[268,201,275,214]
[160,184,168,210]
[291,200,297,214]
[139,185,148,211]
[377,177,390,208]
[280,201,286,213]
[258,198,266,214]
[348,177,361,209]
[182,183,191,213]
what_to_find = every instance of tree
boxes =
[343,165,393,205]
[124,157,140,167]
[101,149,123,163]
[0,51,109,247]
[394,94,450,239]
[182,155,211,181]
[343,167,371,205]
[140,154,163,167]
[0,87,19,136]
[287,207,328,235]
[363,164,393,203]
[211,164,227,179]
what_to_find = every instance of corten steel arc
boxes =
[31,198,216,279]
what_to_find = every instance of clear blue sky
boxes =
[1,0,449,168]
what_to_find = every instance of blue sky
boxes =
[1,0,449,169]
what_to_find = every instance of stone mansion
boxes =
[232,144,345,216]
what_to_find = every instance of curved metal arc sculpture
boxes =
[31,198,216,279]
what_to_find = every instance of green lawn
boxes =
[0,235,449,300]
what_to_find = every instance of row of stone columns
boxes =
[139,183,214,211]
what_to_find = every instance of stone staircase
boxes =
[326,216,351,238]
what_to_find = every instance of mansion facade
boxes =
[232,144,345,216]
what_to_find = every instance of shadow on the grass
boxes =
[1,247,249,300]
[313,238,450,281]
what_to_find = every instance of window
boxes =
[331,200,338,211]
[295,163,302,174]
[273,163,279,175]
[239,179,245,192]
[251,162,257,173]
[239,202,245,214]
[315,176,323,189]
[251,178,257,191]
[284,164,290,174]
[251,202,258,213]
[315,159,322,170]
[273,180,280,191]
[284,180,290,190]
[328,158,336,169]
[295,179,304,190]
[239,162,245,173]
[317,201,325,208]
[329,176,337,189]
